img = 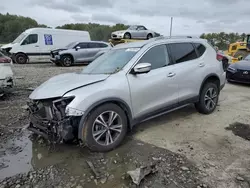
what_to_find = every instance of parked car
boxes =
[226,54,250,84]
[50,41,112,66]
[111,25,156,40]
[1,28,91,64]
[0,51,14,95]
[27,36,226,152]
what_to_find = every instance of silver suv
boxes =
[50,41,112,66]
[28,36,226,152]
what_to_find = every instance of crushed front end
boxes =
[27,97,81,143]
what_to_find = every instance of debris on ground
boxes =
[127,164,157,185]
[86,160,100,179]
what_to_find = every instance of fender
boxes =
[77,97,133,140]
[199,73,220,94]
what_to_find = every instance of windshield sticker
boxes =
[125,48,140,52]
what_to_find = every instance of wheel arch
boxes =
[199,74,220,95]
[14,52,29,62]
[61,53,74,63]
[77,98,133,140]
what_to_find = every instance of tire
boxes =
[61,55,73,67]
[82,103,128,152]
[124,33,131,39]
[147,33,153,39]
[54,62,62,66]
[195,82,219,114]
[15,53,28,64]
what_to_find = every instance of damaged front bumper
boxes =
[27,97,82,143]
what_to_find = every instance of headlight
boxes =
[227,66,237,72]
[65,107,84,116]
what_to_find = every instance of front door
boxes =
[20,34,40,62]
[73,42,89,63]
[127,44,179,119]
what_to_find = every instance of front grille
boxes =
[112,34,117,37]
[50,52,54,58]
[238,69,250,79]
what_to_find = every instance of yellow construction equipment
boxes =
[227,35,250,63]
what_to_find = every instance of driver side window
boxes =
[21,34,38,45]
[137,45,170,70]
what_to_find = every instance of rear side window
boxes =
[194,43,206,57]
[88,43,100,48]
[99,43,108,48]
[168,43,198,64]
[138,45,170,70]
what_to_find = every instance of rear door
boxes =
[167,42,205,103]
[86,42,102,61]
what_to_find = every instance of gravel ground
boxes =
[0,63,209,188]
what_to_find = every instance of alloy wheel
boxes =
[92,111,123,146]
[63,57,72,66]
[204,88,218,110]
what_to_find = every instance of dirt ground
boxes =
[0,63,250,188]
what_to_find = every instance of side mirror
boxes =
[132,63,151,74]
[75,46,80,51]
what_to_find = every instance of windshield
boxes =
[244,55,250,61]
[65,41,78,49]
[82,48,140,74]
[12,33,27,43]
[128,25,138,30]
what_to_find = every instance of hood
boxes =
[231,60,250,70]
[1,43,13,49]
[51,48,68,53]
[29,73,109,100]
[112,30,127,34]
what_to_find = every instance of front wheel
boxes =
[124,33,131,39]
[195,82,219,114]
[147,33,153,39]
[15,53,28,64]
[82,103,128,152]
[61,55,73,67]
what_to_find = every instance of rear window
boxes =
[168,43,198,64]
[194,43,206,57]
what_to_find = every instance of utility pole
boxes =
[170,17,173,37]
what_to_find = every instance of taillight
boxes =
[216,54,223,61]
[0,58,11,63]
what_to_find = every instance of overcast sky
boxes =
[1,0,250,36]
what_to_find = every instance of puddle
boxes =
[226,122,250,141]
[0,131,32,180]
[0,131,204,188]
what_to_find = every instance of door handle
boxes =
[199,63,205,67]
[167,72,176,77]
[35,45,39,47]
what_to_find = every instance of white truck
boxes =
[1,28,91,64]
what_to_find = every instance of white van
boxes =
[1,28,91,64]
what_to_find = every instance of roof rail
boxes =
[151,35,200,41]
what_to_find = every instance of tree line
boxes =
[0,13,247,50]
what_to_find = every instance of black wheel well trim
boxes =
[199,74,220,95]
[77,98,133,140]
[15,52,29,60]
[61,53,74,62]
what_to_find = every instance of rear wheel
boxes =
[195,82,219,114]
[82,103,128,152]
[61,55,73,67]
[147,33,153,39]
[15,53,28,64]
[124,33,131,39]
